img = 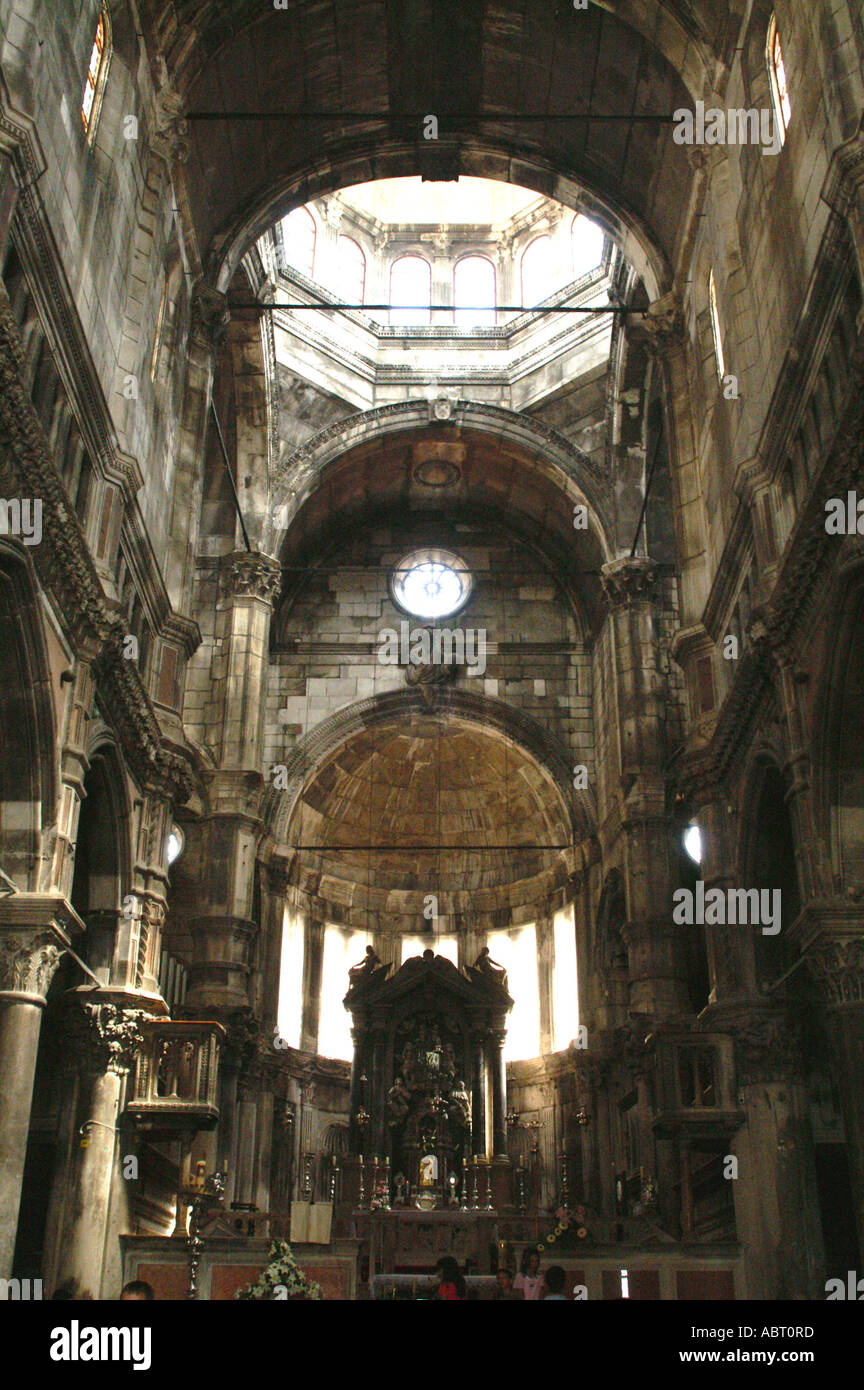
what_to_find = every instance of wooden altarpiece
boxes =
[343,948,513,1205]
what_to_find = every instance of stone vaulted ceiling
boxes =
[142,0,745,288]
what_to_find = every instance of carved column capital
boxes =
[0,897,84,1004]
[629,293,685,355]
[805,934,864,1008]
[69,1002,149,1076]
[731,1007,805,1086]
[600,555,657,608]
[190,283,230,346]
[0,930,65,1003]
[218,551,282,605]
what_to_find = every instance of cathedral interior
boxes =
[1,0,864,1306]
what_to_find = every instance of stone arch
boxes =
[738,750,802,987]
[265,684,594,851]
[268,398,614,565]
[0,542,57,892]
[69,739,132,986]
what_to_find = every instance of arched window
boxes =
[520,234,552,308]
[81,10,111,140]
[318,925,373,1059]
[277,906,305,1051]
[552,905,580,1051]
[453,254,496,327]
[282,206,317,279]
[708,269,726,382]
[766,13,792,145]
[335,234,366,305]
[149,280,168,381]
[390,255,431,325]
[571,215,605,280]
[486,925,540,1061]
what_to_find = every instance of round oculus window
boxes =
[391,549,472,620]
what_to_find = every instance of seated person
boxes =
[542,1266,568,1300]
[493,1268,520,1301]
[120,1280,155,1301]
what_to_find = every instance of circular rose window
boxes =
[391,548,472,620]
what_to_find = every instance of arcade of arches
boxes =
[1,0,864,1303]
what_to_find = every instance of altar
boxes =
[363,1209,500,1280]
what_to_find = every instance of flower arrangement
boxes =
[537,1206,589,1253]
[234,1240,322,1300]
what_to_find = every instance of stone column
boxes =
[54,999,146,1299]
[471,1035,486,1156]
[489,1029,508,1159]
[0,904,76,1277]
[804,924,864,1264]
[186,551,281,1016]
[601,557,688,1018]
[729,1006,825,1299]
[0,917,73,1273]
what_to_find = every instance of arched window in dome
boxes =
[520,234,552,308]
[552,905,580,1051]
[709,268,726,382]
[390,254,432,325]
[336,234,366,305]
[81,10,111,140]
[570,215,605,280]
[766,13,792,146]
[453,254,496,327]
[282,206,317,279]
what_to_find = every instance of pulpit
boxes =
[343,947,513,1209]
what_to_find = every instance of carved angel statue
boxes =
[347,943,382,988]
[471,946,509,993]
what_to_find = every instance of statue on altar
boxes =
[347,944,385,990]
[419,1153,439,1187]
[448,1078,471,1134]
[469,946,509,993]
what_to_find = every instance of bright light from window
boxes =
[318,925,373,1060]
[277,906,305,1050]
[392,549,471,620]
[552,905,580,1051]
[401,935,459,967]
[390,255,432,325]
[521,235,552,307]
[708,270,725,382]
[684,824,703,864]
[165,827,184,866]
[282,207,316,279]
[571,215,605,279]
[487,926,540,1061]
[767,14,791,143]
[454,255,496,327]
[81,14,107,134]
[621,1269,630,1299]
[335,234,366,304]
